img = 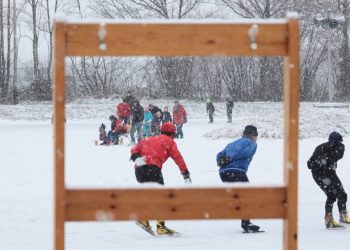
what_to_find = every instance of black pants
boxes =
[208,112,214,122]
[135,165,164,185]
[312,169,347,214]
[220,170,250,226]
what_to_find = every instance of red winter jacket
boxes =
[173,104,187,125]
[131,134,188,173]
[117,102,132,118]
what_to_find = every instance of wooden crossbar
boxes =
[65,22,288,56]
[54,16,299,250]
[65,187,287,221]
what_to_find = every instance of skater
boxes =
[143,106,153,138]
[206,98,215,123]
[130,101,144,144]
[307,131,350,229]
[162,106,172,123]
[148,103,162,116]
[151,111,162,136]
[216,125,261,233]
[226,97,234,123]
[116,100,132,124]
[107,115,128,145]
[173,100,187,138]
[98,123,110,145]
[130,122,191,235]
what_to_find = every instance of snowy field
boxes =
[1,100,350,250]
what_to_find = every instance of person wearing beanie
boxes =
[130,122,191,236]
[307,131,350,229]
[216,125,261,233]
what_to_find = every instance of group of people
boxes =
[98,91,188,145]
[129,122,350,235]
[206,97,234,124]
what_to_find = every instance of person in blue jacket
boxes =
[216,125,261,233]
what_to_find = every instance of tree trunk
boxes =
[31,0,40,99]
[0,0,5,97]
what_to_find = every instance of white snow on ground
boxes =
[0,100,350,250]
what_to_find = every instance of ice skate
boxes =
[156,220,178,235]
[241,221,263,233]
[325,213,345,229]
[136,220,155,235]
[339,210,350,224]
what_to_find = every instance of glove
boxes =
[135,157,146,167]
[130,153,141,162]
[181,170,191,184]
[217,156,230,167]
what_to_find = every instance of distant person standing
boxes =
[148,103,162,116]
[162,106,172,123]
[116,99,132,124]
[216,125,261,233]
[173,100,187,139]
[307,131,350,229]
[206,98,215,123]
[226,97,234,123]
[130,101,144,144]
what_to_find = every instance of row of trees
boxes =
[1,0,350,104]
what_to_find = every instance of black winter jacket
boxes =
[307,141,345,171]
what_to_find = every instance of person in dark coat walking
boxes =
[216,125,261,233]
[226,97,234,123]
[206,98,215,123]
[307,131,350,228]
[130,122,191,235]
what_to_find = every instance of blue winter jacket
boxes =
[217,136,257,174]
[143,111,153,123]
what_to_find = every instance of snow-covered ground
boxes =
[1,100,350,250]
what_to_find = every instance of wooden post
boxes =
[283,15,300,250]
[53,18,300,250]
[53,21,66,250]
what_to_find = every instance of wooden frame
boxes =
[54,17,299,250]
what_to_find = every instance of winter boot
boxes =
[325,213,343,229]
[156,220,175,235]
[339,210,350,224]
[241,220,260,233]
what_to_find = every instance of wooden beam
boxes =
[65,187,287,221]
[54,21,66,250]
[65,22,288,56]
[283,16,300,250]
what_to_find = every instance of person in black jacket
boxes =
[226,97,234,123]
[307,131,350,228]
[162,106,172,123]
[206,98,215,123]
[130,101,144,144]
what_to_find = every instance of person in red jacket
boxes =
[130,122,191,235]
[173,100,187,138]
[116,100,132,124]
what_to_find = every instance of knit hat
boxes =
[328,131,343,143]
[243,125,258,137]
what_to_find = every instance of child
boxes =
[108,115,128,145]
[143,106,153,138]
[151,111,162,136]
[162,106,172,123]
[99,123,110,145]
